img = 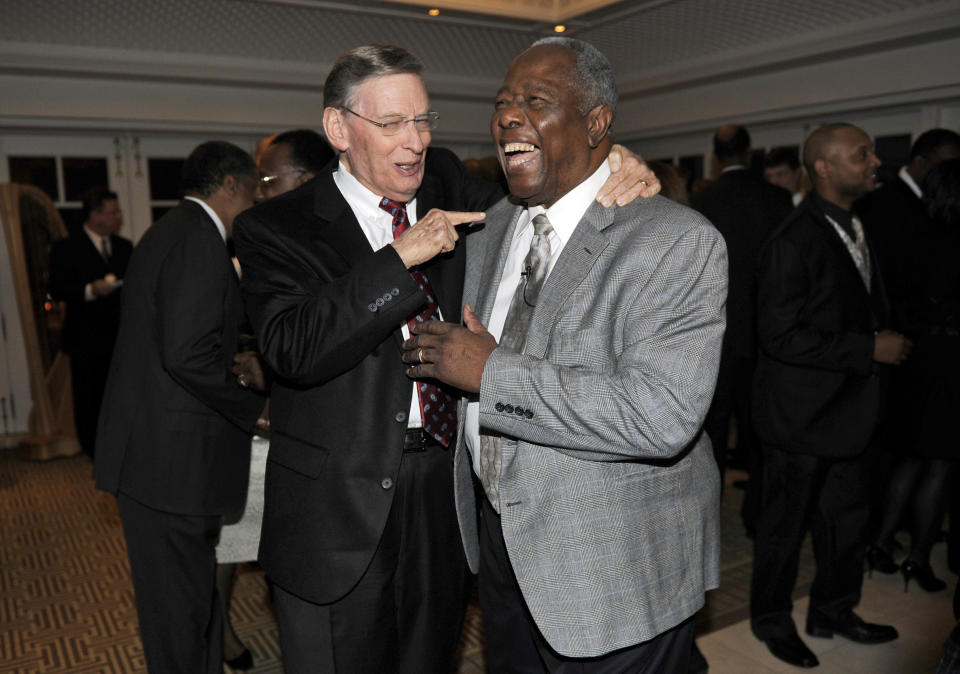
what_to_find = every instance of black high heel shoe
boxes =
[865,544,899,576]
[901,558,947,593]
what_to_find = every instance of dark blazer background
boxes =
[94,199,263,516]
[857,176,928,328]
[753,196,890,458]
[691,168,794,356]
[49,231,132,356]
[232,148,501,604]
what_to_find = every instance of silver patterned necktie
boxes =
[479,213,554,513]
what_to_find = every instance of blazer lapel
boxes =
[524,202,611,358]
[472,205,524,326]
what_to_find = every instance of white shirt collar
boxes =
[898,165,922,199]
[333,159,419,229]
[184,196,227,243]
[83,224,107,251]
[517,158,612,250]
[721,164,747,174]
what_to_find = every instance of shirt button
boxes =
[368,303,378,312]
[381,477,393,490]
[395,411,407,423]
[495,403,505,412]
[504,404,514,414]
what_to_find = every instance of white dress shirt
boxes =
[82,225,112,301]
[464,159,612,476]
[898,165,922,199]
[333,161,428,428]
[185,196,227,243]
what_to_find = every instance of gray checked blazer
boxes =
[453,193,727,658]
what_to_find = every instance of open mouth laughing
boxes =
[502,142,540,170]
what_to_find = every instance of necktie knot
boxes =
[532,213,553,238]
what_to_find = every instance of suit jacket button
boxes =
[504,404,514,414]
[515,406,525,416]
[495,403,505,412]
[395,411,407,423]
[383,293,392,301]
[376,297,385,306]
[525,409,534,418]
[381,478,393,490]
[368,303,378,312]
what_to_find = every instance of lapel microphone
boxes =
[520,265,532,278]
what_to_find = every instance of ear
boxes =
[220,173,239,196]
[585,104,613,149]
[813,158,830,180]
[323,107,349,152]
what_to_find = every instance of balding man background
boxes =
[750,123,911,669]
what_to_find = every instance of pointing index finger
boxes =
[446,211,486,226]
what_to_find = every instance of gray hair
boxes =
[531,37,617,119]
[323,44,424,110]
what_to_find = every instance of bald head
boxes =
[713,124,751,167]
[803,123,880,209]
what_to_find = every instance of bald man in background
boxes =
[750,123,910,669]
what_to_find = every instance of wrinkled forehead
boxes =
[348,73,429,115]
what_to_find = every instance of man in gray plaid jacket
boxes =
[404,37,726,672]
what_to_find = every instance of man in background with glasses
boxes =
[233,43,657,673]
[256,128,334,202]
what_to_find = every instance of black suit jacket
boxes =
[691,168,794,357]
[752,195,890,458]
[856,175,929,330]
[49,231,133,356]
[232,148,502,604]
[94,200,264,516]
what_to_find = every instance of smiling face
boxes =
[822,126,881,202]
[323,73,430,202]
[491,45,611,208]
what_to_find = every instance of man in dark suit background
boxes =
[691,125,793,531]
[49,188,132,459]
[94,141,267,674]
[233,44,657,673]
[750,123,911,669]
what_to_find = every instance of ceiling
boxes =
[2,0,958,106]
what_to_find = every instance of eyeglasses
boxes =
[341,107,439,136]
[260,169,305,185]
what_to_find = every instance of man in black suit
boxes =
[858,129,960,327]
[691,125,793,505]
[750,123,911,669]
[49,188,132,459]
[94,141,267,674]
[233,44,657,673]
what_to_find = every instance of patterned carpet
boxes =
[0,450,811,673]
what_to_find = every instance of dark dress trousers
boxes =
[232,148,502,673]
[94,199,264,673]
[750,194,890,639]
[49,230,132,457]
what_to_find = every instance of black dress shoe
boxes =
[762,633,819,668]
[806,611,898,644]
[224,648,253,671]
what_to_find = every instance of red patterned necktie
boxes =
[380,197,458,446]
